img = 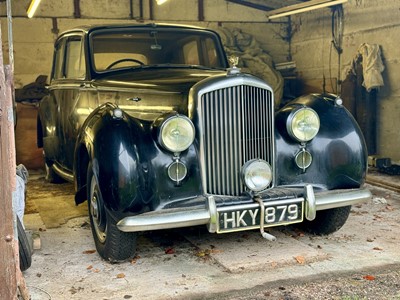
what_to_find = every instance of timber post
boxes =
[0,23,30,300]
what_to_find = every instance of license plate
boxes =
[217,199,304,233]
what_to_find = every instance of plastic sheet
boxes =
[216,28,284,107]
[12,164,29,228]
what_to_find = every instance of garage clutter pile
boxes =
[217,28,284,107]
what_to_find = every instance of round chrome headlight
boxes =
[287,107,320,142]
[241,159,272,192]
[159,115,195,153]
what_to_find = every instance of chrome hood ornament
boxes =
[227,55,241,75]
[229,55,239,67]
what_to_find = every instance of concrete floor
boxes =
[21,170,400,300]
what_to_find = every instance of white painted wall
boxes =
[290,0,400,161]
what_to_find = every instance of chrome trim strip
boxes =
[52,163,74,182]
[48,83,88,90]
[96,86,181,94]
[49,83,181,94]
[117,188,371,233]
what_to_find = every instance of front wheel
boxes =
[300,206,351,235]
[87,164,137,262]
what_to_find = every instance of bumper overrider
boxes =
[117,185,371,236]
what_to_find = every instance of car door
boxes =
[49,33,87,171]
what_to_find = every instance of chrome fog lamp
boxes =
[295,149,313,171]
[241,159,272,192]
[168,161,187,184]
[159,115,195,153]
[287,107,320,142]
[113,108,123,119]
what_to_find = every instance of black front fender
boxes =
[275,94,368,190]
[74,103,203,220]
[74,104,148,214]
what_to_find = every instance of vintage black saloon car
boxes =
[37,23,371,262]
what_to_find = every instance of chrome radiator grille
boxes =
[200,85,274,196]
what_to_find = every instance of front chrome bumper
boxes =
[117,186,372,233]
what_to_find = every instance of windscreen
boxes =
[90,28,226,72]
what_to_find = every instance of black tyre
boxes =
[300,205,351,235]
[17,217,32,271]
[87,163,137,262]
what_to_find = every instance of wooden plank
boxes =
[15,104,44,169]
[366,176,400,194]
[5,66,30,300]
[0,25,17,300]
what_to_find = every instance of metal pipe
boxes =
[198,0,204,21]
[129,0,133,19]
[51,17,59,36]
[149,0,154,20]
[139,0,144,20]
[74,0,81,18]
[254,197,277,241]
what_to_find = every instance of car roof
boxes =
[60,23,215,36]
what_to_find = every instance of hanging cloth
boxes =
[357,43,384,92]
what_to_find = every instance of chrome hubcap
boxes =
[90,176,106,243]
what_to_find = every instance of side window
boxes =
[53,39,65,80]
[65,37,86,79]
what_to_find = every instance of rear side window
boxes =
[65,37,86,79]
[52,35,86,80]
